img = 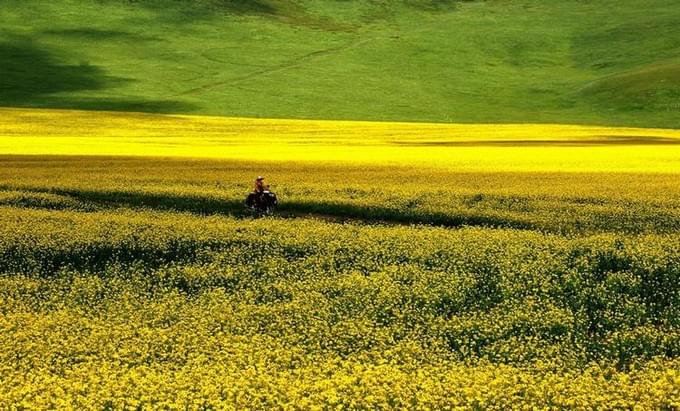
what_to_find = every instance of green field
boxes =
[2,0,680,126]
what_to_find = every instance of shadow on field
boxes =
[391,136,680,147]
[111,0,277,15]
[105,0,353,31]
[0,38,193,112]
[275,201,535,230]
[43,28,163,42]
[5,186,535,231]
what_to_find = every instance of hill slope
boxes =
[1,0,679,127]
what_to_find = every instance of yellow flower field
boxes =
[2,108,680,409]
[3,107,680,172]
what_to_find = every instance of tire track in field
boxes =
[174,36,381,97]
[172,19,447,99]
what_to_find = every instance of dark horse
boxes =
[245,190,278,215]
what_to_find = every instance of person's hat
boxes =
[256,176,264,180]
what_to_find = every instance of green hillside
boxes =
[1,0,680,127]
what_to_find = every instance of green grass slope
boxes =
[1,0,679,127]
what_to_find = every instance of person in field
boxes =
[254,176,265,193]
[246,176,276,214]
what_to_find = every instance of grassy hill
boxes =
[1,0,680,127]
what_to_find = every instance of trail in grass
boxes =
[177,36,382,97]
